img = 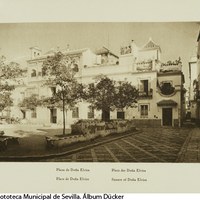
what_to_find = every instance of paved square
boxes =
[45,127,193,162]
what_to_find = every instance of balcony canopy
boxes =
[157,99,177,107]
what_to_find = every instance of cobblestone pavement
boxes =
[44,127,191,162]
[177,127,200,162]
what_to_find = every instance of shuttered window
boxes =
[140,105,148,118]
[72,107,79,118]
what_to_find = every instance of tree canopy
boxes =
[114,81,138,110]
[86,75,116,112]
[18,94,42,110]
[0,92,13,112]
[0,55,23,112]
[86,76,138,121]
[42,52,84,134]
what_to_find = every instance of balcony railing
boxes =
[138,89,153,99]
[136,61,153,72]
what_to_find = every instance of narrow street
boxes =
[43,126,196,162]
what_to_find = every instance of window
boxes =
[31,108,37,118]
[88,83,95,95]
[160,81,175,95]
[140,80,149,94]
[50,108,57,123]
[73,64,79,72]
[31,69,37,77]
[88,107,94,118]
[72,107,79,118]
[50,87,56,96]
[140,105,148,118]
[26,88,37,97]
[117,111,125,119]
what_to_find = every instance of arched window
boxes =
[31,69,37,77]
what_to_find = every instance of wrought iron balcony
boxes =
[138,89,153,99]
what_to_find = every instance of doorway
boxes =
[162,108,172,126]
[50,108,57,124]
[102,110,110,121]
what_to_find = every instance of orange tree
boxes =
[42,52,85,135]
[86,76,138,121]
[114,81,138,111]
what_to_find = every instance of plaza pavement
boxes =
[0,123,200,162]
[177,127,200,162]
[44,127,191,162]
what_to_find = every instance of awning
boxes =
[157,99,177,106]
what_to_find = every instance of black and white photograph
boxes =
[0,22,200,163]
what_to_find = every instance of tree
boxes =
[114,81,138,111]
[18,94,42,110]
[86,76,138,121]
[0,92,13,112]
[0,82,14,112]
[86,76,116,121]
[0,55,23,113]
[42,52,84,135]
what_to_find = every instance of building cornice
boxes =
[158,71,183,76]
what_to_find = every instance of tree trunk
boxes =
[62,99,66,135]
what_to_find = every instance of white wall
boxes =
[138,49,159,61]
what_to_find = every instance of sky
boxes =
[0,22,199,88]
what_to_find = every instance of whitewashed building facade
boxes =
[10,38,186,127]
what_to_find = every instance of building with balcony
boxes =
[10,38,186,127]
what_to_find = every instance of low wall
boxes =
[0,136,19,151]
[46,120,136,149]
